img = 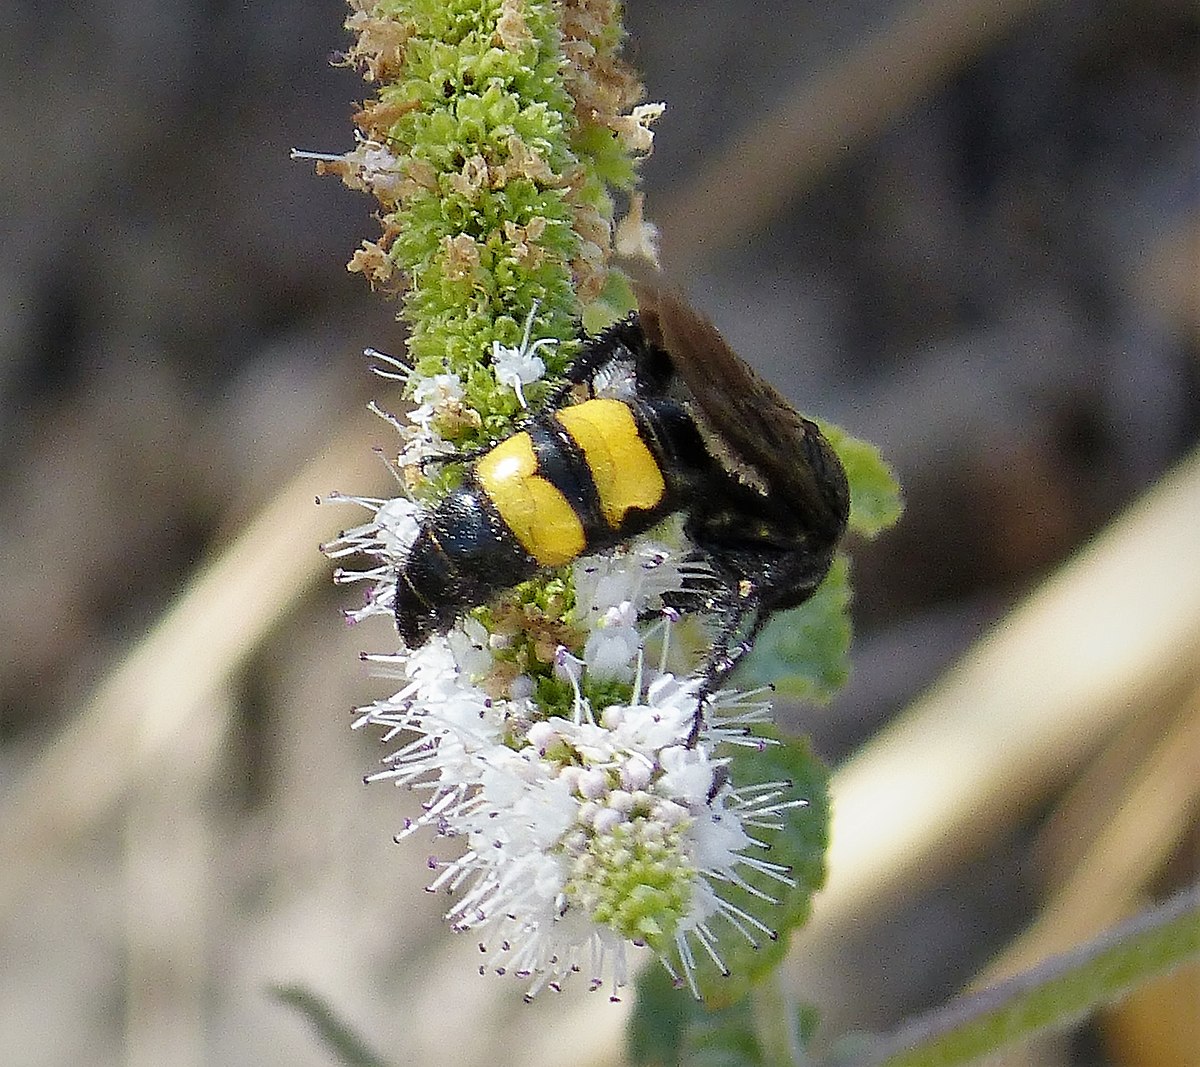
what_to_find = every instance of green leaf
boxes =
[630,964,825,1067]
[580,269,638,334]
[628,964,702,1066]
[683,995,766,1067]
[795,1001,823,1049]
[820,422,903,539]
[629,967,768,1067]
[270,984,389,1067]
[738,556,852,702]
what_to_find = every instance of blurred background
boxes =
[1,0,1197,1064]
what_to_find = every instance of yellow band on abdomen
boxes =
[475,432,586,566]
[555,399,666,529]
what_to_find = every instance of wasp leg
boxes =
[686,602,760,748]
[541,313,644,407]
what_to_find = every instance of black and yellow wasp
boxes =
[393,284,849,688]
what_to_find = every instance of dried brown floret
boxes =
[345,11,413,82]
[614,192,660,268]
[441,233,482,282]
[494,0,534,51]
[347,240,397,288]
[494,136,562,187]
[560,0,647,143]
[352,97,421,140]
[503,218,548,269]
[448,154,490,199]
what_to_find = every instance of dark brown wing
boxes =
[632,281,849,538]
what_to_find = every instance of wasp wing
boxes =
[632,282,849,540]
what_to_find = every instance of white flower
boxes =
[583,606,641,680]
[372,496,421,554]
[409,372,464,426]
[350,617,798,998]
[321,491,416,623]
[573,539,687,623]
[492,344,548,408]
[291,139,408,204]
[491,305,554,407]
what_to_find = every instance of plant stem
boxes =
[844,883,1200,1067]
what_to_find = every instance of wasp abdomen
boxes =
[475,428,590,567]
[395,397,681,647]
[393,487,534,647]
[553,399,667,531]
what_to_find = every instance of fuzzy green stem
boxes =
[846,885,1200,1067]
[752,970,808,1067]
[321,0,656,447]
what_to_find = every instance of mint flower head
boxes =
[307,0,867,1002]
[345,602,803,999]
